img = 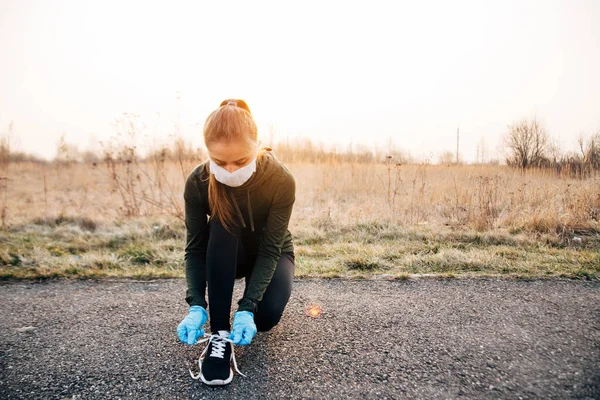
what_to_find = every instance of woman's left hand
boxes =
[229,311,257,346]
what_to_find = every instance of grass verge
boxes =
[1,219,598,281]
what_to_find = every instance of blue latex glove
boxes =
[177,305,208,345]
[229,311,257,346]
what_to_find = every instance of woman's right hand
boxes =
[177,305,208,345]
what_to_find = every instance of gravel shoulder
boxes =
[0,278,599,399]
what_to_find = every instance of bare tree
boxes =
[503,117,551,168]
[438,150,455,165]
[55,134,83,164]
[578,132,600,175]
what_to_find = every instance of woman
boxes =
[176,99,296,386]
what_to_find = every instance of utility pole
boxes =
[456,126,460,164]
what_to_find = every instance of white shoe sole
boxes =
[200,368,234,386]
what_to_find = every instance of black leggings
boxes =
[205,217,295,333]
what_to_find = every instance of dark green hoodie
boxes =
[183,148,295,314]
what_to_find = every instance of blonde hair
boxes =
[203,99,265,232]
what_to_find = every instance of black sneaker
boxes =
[188,330,247,385]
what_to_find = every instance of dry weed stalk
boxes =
[98,113,198,220]
[472,175,501,231]
[0,122,15,228]
[0,134,9,228]
[43,173,48,220]
[409,161,429,224]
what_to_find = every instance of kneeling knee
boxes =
[255,314,281,332]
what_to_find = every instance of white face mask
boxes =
[209,152,258,187]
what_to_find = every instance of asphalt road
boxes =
[0,278,598,399]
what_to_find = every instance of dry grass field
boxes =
[0,159,598,280]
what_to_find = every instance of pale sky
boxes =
[0,0,599,162]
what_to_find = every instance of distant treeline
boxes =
[266,137,415,164]
[503,118,600,178]
[2,135,418,166]
[140,137,416,166]
[2,118,599,178]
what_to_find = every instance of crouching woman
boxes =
[176,99,296,386]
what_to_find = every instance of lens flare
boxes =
[306,303,323,318]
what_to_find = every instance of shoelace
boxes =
[189,333,246,379]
